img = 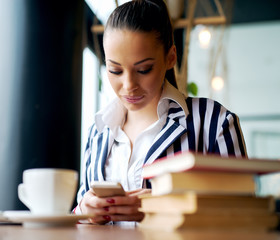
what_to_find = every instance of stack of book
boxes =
[139,152,280,231]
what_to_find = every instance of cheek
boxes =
[146,70,165,90]
[108,76,121,93]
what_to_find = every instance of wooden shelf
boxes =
[174,16,226,28]
[91,16,226,34]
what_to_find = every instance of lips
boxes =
[123,95,144,104]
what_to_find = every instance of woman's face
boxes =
[103,29,176,113]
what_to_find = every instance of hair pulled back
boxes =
[104,0,177,88]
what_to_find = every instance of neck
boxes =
[127,104,158,127]
[122,102,159,145]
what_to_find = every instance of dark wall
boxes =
[232,0,280,24]
[0,0,84,210]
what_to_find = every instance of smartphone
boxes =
[91,181,126,197]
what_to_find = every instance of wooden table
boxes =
[1,224,280,240]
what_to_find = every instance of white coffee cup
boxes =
[18,168,78,215]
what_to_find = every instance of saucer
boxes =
[0,211,12,224]
[3,211,92,228]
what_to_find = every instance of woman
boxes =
[75,0,247,225]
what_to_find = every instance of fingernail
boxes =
[103,207,109,212]
[103,215,111,221]
[106,198,115,204]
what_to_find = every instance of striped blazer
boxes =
[77,97,247,199]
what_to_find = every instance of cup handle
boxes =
[18,184,31,209]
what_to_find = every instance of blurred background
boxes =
[0,0,279,211]
[82,0,280,160]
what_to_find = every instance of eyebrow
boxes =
[107,59,121,66]
[134,58,155,66]
[107,58,155,66]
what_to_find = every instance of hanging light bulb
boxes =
[211,76,224,91]
[197,26,212,49]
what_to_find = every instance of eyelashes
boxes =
[109,70,122,75]
[109,67,153,75]
[138,67,153,74]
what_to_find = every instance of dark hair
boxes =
[104,0,178,89]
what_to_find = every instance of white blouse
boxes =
[100,81,188,192]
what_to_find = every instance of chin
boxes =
[123,102,146,112]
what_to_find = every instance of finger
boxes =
[82,205,113,216]
[109,212,145,222]
[80,191,112,215]
[105,204,140,215]
[128,189,151,197]
[106,195,140,206]
[127,189,142,195]
[88,197,107,208]
[88,215,112,225]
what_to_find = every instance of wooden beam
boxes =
[91,16,227,34]
[91,25,105,34]
[177,0,197,96]
[174,16,226,29]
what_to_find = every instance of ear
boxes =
[166,45,177,70]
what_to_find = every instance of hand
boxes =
[79,188,151,224]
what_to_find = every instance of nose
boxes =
[122,72,138,92]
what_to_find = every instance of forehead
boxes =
[103,28,163,55]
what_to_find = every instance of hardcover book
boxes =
[142,152,280,179]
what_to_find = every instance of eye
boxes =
[109,70,122,75]
[138,67,153,74]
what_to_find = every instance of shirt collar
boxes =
[95,98,127,133]
[157,80,189,118]
[95,80,189,133]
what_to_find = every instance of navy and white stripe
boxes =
[77,97,247,201]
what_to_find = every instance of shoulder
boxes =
[185,97,235,117]
[165,96,231,121]
[84,123,98,150]
[185,96,223,109]
[88,123,98,138]
[85,122,112,153]
[87,122,112,140]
